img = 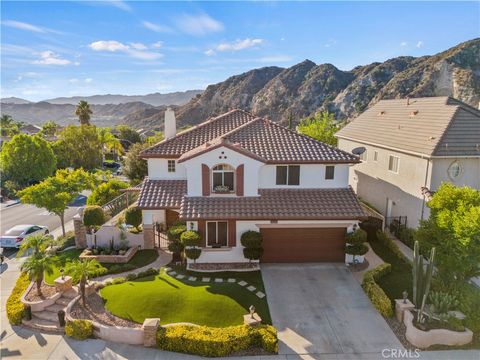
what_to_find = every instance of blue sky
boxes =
[1,1,479,101]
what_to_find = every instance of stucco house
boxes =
[136,108,366,263]
[336,96,480,229]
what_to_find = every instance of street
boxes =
[0,193,87,236]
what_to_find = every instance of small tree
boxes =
[125,206,142,231]
[21,252,57,296]
[66,259,100,306]
[83,205,105,248]
[167,223,187,261]
[87,179,129,206]
[123,142,148,183]
[297,111,343,147]
[19,169,95,236]
[185,248,202,264]
[40,121,59,137]
[181,230,202,264]
[18,234,53,256]
[345,228,368,265]
[241,231,263,263]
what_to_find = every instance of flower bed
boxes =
[80,246,137,264]
[404,310,473,348]
[187,262,260,272]
[7,273,30,325]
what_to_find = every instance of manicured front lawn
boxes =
[44,249,159,285]
[100,268,271,327]
[368,237,412,305]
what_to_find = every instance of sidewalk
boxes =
[50,219,75,239]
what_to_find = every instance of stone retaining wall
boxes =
[403,310,473,348]
[21,282,62,312]
[79,246,137,264]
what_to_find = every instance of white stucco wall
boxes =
[147,159,187,180]
[181,146,264,196]
[258,164,349,188]
[142,209,165,225]
[430,158,480,190]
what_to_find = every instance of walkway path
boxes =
[352,243,385,283]
[93,249,172,283]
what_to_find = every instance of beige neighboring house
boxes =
[336,96,480,229]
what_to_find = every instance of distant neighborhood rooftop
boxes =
[335,96,480,157]
[141,109,359,164]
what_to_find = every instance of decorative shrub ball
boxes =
[180,230,201,247]
[167,223,187,242]
[168,240,184,255]
[185,248,202,263]
[125,206,142,230]
[345,243,369,256]
[243,247,264,262]
[240,231,262,248]
[346,229,367,245]
[83,205,105,230]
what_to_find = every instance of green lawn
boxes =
[368,237,412,305]
[44,249,159,285]
[100,268,271,327]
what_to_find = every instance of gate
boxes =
[153,222,169,249]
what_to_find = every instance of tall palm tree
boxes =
[66,259,100,305]
[18,234,53,256]
[75,100,93,125]
[21,252,57,296]
[97,128,124,160]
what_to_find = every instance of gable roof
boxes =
[335,96,480,157]
[142,109,359,164]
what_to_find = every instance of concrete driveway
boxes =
[262,263,403,356]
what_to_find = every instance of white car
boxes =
[0,224,49,249]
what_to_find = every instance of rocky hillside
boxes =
[125,38,479,129]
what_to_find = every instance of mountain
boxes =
[43,90,203,106]
[124,38,479,129]
[1,97,32,104]
[0,101,154,127]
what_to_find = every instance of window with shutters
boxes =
[276,165,300,185]
[206,221,228,247]
[212,164,235,192]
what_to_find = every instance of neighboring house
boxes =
[336,96,480,229]
[19,124,42,135]
[136,108,365,263]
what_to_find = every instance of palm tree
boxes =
[65,259,100,305]
[21,252,57,296]
[97,128,124,160]
[75,100,93,125]
[18,234,53,256]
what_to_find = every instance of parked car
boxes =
[0,224,49,249]
[103,161,121,169]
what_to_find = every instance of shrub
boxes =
[6,273,30,324]
[168,240,184,255]
[180,230,201,247]
[83,205,105,231]
[125,206,142,231]
[65,320,93,340]
[56,230,76,250]
[112,277,126,285]
[398,227,416,249]
[346,229,367,245]
[429,291,459,315]
[136,268,159,279]
[240,231,262,248]
[185,248,202,263]
[375,230,409,263]
[362,264,393,317]
[156,324,277,357]
[126,273,137,281]
[87,179,129,206]
[345,243,368,256]
[243,247,264,262]
[167,223,187,242]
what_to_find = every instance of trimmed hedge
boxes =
[361,263,393,317]
[398,227,416,249]
[240,231,262,248]
[65,319,94,340]
[6,272,30,325]
[156,324,277,357]
[167,223,187,242]
[180,230,201,247]
[125,206,142,230]
[83,205,105,229]
[375,230,410,263]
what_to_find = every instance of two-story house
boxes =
[336,96,480,229]
[136,108,365,263]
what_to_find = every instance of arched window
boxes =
[212,164,235,192]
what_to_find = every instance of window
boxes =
[373,151,378,162]
[207,221,228,247]
[276,165,300,185]
[325,165,335,180]
[359,149,368,161]
[388,155,400,173]
[212,164,234,192]
[447,161,462,180]
[167,160,176,173]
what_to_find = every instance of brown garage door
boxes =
[260,227,346,263]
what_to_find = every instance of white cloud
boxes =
[89,40,129,52]
[142,21,173,33]
[130,42,147,50]
[151,41,163,49]
[175,13,224,36]
[69,78,79,83]
[89,40,162,60]
[216,38,263,52]
[85,78,93,83]
[400,41,408,47]
[416,41,424,48]
[103,0,131,12]
[32,51,72,65]
[2,20,46,33]
[204,49,216,56]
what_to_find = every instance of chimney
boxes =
[164,107,176,140]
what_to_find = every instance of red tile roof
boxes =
[137,179,187,209]
[142,109,358,163]
[179,187,366,220]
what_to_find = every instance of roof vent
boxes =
[429,136,436,141]
[378,111,386,116]
[410,110,419,116]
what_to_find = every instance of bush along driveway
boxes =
[100,266,271,327]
